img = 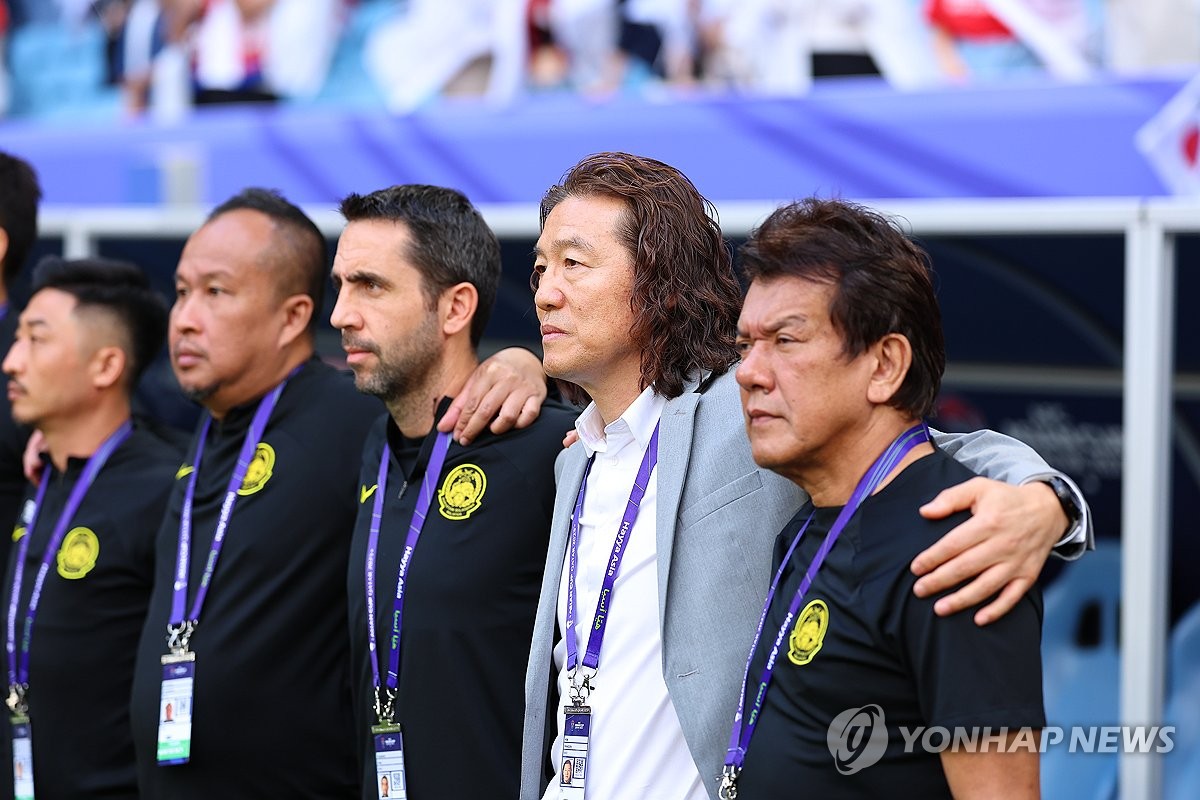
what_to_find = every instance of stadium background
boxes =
[0,1,1196,797]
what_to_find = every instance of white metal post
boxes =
[1120,214,1175,800]
[61,223,94,259]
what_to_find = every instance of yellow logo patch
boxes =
[788,598,829,666]
[12,526,25,543]
[57,527,100,580]
[175,464,194,480]
[438,464,486,520]
[360,484,378,504]
[237,443,275,496]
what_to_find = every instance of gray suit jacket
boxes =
[519,369,1087,800]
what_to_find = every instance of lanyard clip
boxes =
[717,765,740,800]
[567,667,596,706]
[6,683,28,716]
[166,621,195,655]
[373,686,396,725]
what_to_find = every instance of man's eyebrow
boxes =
[178,266,237,283]
[340,269,391,286]
[764,314,810,332]
[534,236,596,259]
[738,314,811,336]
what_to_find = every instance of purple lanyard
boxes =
[5,421,133,689]
[169,375,293,634]
[364,431,452,720]
[721,423,930,781]
[564,423,660,679]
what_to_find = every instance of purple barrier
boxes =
[0,75,1178,206]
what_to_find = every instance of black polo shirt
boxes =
[347,398,577,800]
[1,422,181,799]
[736,450,1045,799]
[131,358,384,799]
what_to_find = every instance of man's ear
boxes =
[866,333,912,405]
[277,293,314,348]
[90,345,128,391]
[440,282,479,338]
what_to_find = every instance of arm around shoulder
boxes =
[929,427,1093,559]
[916,428,1094,624]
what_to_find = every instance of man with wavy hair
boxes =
[519,152,1089,800]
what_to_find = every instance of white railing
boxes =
[39,196,1197,799]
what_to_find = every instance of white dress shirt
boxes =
[542,387,707,800]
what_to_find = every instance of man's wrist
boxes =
[1042,475,1083,537]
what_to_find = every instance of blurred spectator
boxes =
[698,0,937,94]
[926,0,1096,81]
[174,0,344,105]
[532,0,696,95]
[926,0,1034,80]
[364,0,527,113]
[696,0,805,91]
[538,0,618,92]
[526,0,571,89]
[93,0,135,86]
[115,0,168,113]
[613,0,697,88]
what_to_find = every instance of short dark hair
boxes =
[535,152,742,404]
[338,184,500,347]
[31,255,169,387]
[0,151,42,289]
[739,197,945,418]
[208,188,327,330]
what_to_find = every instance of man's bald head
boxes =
[206,188,327,331]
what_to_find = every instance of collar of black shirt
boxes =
[384,396,455,482]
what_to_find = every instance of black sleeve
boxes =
[881,572,1047,730]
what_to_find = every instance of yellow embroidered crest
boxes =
[438,464,486,520]
[788,598,829,666]
[57,527,100,580]
[237,443,275,496]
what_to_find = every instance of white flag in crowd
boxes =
[1137,72,1200,196]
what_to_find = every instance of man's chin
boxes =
[180,383,218,405]
[540,355,575,383]
[9,410,37,428]
[354,373,383,396]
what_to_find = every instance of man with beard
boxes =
[331,184,576,800]
[130,188,548,798]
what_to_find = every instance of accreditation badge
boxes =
[559,705,591,800]
[10,715,33,800]
[371,723,408,799]
[157,652,196,765]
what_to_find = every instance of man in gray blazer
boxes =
[521,152,1090,800]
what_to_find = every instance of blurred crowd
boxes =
[0,0,1198,119]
